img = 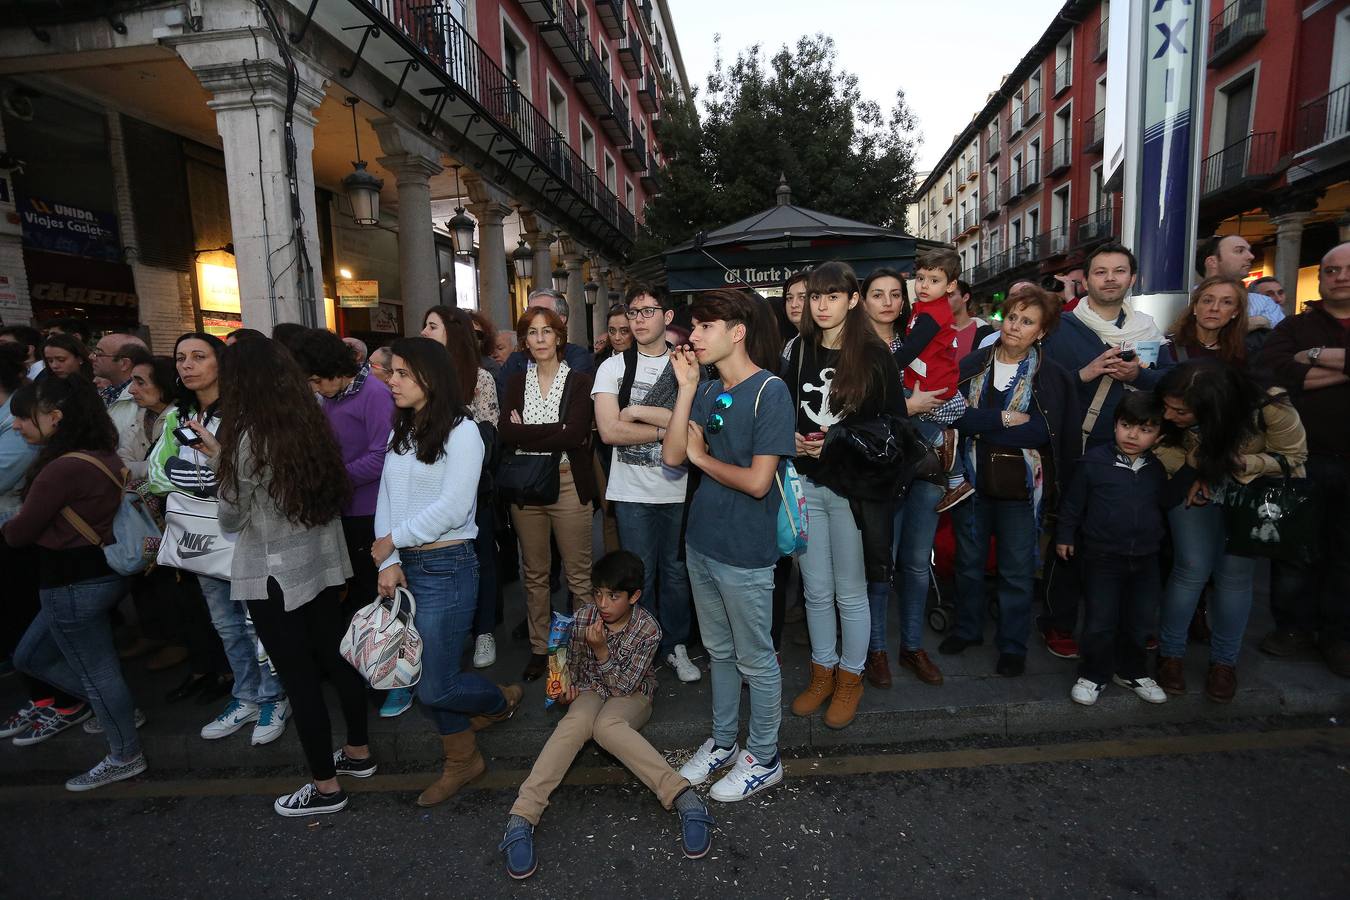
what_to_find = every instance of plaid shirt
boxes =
[101,378,132,407]
[334,364,371,400]
[566,603,660,701]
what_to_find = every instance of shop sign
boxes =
[18,194,121,262]
[338,279,380,308]
[203,314,243,339]
[0,272,18,312]
[197,262,241,313]
[25,250,137,308]
[370,303,399,334]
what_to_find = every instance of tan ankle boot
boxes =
[824,669,864,729]
[416,730,486,807]
[471,683,524,732]
[791,662,836,716]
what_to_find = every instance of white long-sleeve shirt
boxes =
[374,418,483,571]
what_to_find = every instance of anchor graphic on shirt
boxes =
[799,367,839,429]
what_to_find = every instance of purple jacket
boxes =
[323,373,395,517]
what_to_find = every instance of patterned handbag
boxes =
[339,586,423,690]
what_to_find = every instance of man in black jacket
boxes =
[1257,242,1350,677]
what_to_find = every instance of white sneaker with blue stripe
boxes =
[709,751,783,803]
[678,738,738,787]
[251,698,291,746]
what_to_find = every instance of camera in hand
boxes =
[173,424,204,446]
[1118,350,1137,363]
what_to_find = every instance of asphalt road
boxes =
[2,723,1347,899]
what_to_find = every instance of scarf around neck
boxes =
[966,344,1038,414]
[1073,298,1163,347]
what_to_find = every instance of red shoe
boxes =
[1042,629,1079,660]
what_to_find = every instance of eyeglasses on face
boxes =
[705,391,733,434]
[625,306,663,320]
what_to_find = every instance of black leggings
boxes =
[247,579,369,781]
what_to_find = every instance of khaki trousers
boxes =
[510,691,689,825]
[511,466,594,655]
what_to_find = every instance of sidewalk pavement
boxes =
[2,577,1347,777]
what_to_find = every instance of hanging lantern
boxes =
[342,97,383,226]
[584,279,601,307]
[551,266,568,294]
[511,238,533,281]
[445,164,476,255]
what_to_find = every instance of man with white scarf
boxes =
[1037,241,1176,660]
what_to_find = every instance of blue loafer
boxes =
[499,824,537,879]
[679,805,715,859]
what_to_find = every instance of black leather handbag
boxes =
[976,442,1030,501]
[496,450,560,506]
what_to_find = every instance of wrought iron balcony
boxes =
[987,125,1001,160]
[1047,137,1073,176]
[617,29,642,78]
[601,83,631,143]
[1294,81,1350,155]
[1021,159,1041,193]
[1073,204,1116,248]
[1084,109,1105,153]
[943,183,954,204]
[595,0,624,39]
[1002,170,1023,205]
[982,186,1002,219]
[1039,225,1070,259]
[1094,17,1109,61]
[1053,58,1072,97]
[1200,132,1278,199]
[637,69,660,114]
[1209,0,1265,68]
[1022,89,1042,127]
[623,124,648,172]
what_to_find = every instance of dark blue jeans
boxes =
[1269,455,1350,642]
[615,501,692,653]
[951,492,1040,656]
[401,543,506,735]
[1078,550,1159,684]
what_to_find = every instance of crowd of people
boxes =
[0,236,1345,879]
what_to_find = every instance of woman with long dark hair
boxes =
[4,375,144,790]
[185,337,371,816]
[1153,360,1308,702]
[1167,276,1250,364]
[422,305,500,425]
[784,261,906,730]
[374,336,521,807]
[146,333,287,742]
[42,333,93,380]
[500,307,597,681]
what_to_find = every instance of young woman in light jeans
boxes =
[374,337,521,808]
[785,262,906,730]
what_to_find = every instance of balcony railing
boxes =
[943,183,954,203]
[361,1,634,243]
[1047,136,1073,176]
[982,186,1001,219]
[1294,81,1350,155]
[966,162,979,182]
[1084,109,1105,152]
[1022,159,1041,193]
[1200,132,1278,198]
[1002,170,1023,204]
[1040,225,1070,258]
[987,125,1001,160]
[1094,17,1108,61]
[595,0,624,38]
[956,165,966,184]
[601,83,631,142]
[959,208,980,235]
[1023,89,1042,126]
[1008,238,1037,268]
[1209,0,1266,68]
[622,122,647,171]
[617,29,642,78]
[1053,58,1072,96]
[637,69,660,113]
[1073,204,1116,248]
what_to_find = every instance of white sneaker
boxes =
[678,738,739,786]
[200,699,260,740]
[1070,677,1105,706]
[666,645,702,683]
[251,698,291,745]
[473,633,497,669]
[1113,675,1168,704]
[709,750,784,803]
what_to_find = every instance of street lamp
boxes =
[342,97,383,226]
[551,266,568,294]
[584,278,601,308]
[445,164,476,255]
[511,238,533,282]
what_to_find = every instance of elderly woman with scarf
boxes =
[939,287,1080,676]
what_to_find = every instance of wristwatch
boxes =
[1308,346,1324,365]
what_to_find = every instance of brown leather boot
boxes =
[898,649,944,686]
[416,730,486,807]
[1205,663,1236,704]
[864,650,892,688]
[790,662,835,716]
[471,683,524,732]
[824,669,864,730]
[1155,656,1186,695]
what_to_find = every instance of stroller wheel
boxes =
[927,606,952,633]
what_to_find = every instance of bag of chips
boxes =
[544,611,575,708]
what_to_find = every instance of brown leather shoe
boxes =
[864,650,892,688]
[790,662,835,716]
[1205,663,1236,704]
[416,730,486,807]
[470,683,524,732]
[898,649,944,685]
[938,427,958,472]
[1155,656,1186,695]
[824,669,864,730]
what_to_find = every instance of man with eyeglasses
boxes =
[1258,242,1350,677]
[592,285,700,684]
[91,333,152,467]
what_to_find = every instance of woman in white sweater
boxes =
[373,337,523,807]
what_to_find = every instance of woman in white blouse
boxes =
[498,306,597,682]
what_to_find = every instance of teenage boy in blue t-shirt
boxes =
[661,289,796,803]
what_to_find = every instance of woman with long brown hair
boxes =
[191,336,370,817]
[1167,275,1250,364]
[784,261,906,730]
[422,305,499,425]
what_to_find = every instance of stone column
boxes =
[468,200,514,331]
[374,119,443,336]
[563,250,588,346]
[173,31,327,329]
[1270,211,1312,315]
[525,232,555,294]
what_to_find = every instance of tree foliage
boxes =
[636,33,920,259]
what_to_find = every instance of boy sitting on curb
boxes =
[498,550,715,879]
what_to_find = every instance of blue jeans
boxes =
[871,478,943,652]
[685,545,780,762]
[801,479,869,674]
[198,574,284,705]
[615,500,692,653]
[951,492,1039,656]
[15,575,141,761]
[401,543,506,735]
[1162,502,1254,665]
